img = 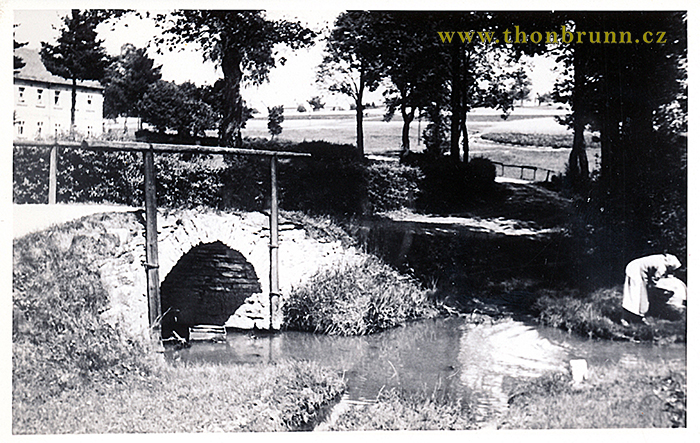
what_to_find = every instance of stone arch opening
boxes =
[160,240,262,339]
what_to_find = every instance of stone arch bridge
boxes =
[98,208,358,340]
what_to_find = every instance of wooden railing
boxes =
[13,138,310,334]
[491,161,557,182]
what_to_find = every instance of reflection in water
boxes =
[458,320,570,421]
[166,317,686,421]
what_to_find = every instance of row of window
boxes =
[17,86,94,108]
[15,120,96,138]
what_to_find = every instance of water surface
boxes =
[166,317,686,422]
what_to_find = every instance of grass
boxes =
[328,389,477,431]
[283,254,440,335]
[13,360,344,433]
[534,286,687,343]
[12,213,345,434]
[499,359,686,429]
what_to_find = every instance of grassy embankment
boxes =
[499,358,686,429]
[12,213,344,433]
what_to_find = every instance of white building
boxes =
[13,47,104,140]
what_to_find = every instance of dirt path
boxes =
[13,203,138,239]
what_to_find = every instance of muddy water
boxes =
[165,317,686,422]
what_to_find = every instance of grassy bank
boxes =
[327,389,477,431]
[534,287,687,343]
[14,360,344,433]
[12,213,345,434]
[499,359,686,429]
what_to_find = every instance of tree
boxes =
[103,44,162,122]
[510,66,532,106]
[40,10,125,137]
[157,11,316,147]
[317,11,384,156]
[267,105,284,140]
[13,25,26,72]
[139,80,187,134]
[140,80,217,138]
[307,96,325,111]
[373,12,445,156]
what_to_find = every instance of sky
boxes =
[12,8,560,112]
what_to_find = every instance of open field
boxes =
[243,106,599,180]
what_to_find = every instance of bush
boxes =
[279,141,366,215]
[365,161,423,213]
[467,157,496,189]
[283,254,438,335]
[13,138,423,216]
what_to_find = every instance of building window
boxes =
[37,121,44,136]
[87,94,93,106]
[15,120,25,137]
[18,87,25,104]
[54,91,61,107]
[37,89,45,107]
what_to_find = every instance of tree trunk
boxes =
[70,78,77,140]
[220,47,243,148]
[449,42,462,162]
[400,101,415,156]
[355,65,365,157]
[569,45,589,184]
[461,111,469,163]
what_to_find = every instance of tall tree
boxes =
[103,43,162,122]
[40,10,121,137]
[157,11,315,147]
[374,12,445,156]
[510,66,532,106]
[317,11,384,157]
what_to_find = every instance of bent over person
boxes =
[621,253,682,325]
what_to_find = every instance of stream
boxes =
[165,316,686,424]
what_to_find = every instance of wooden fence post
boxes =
[143,146,161,337]
[48,140,57,205]
[269,154,280,330]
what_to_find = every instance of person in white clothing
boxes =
[621,253,682,326]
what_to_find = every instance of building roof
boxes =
[14,47,103,90]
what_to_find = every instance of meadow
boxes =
[243,105,601,181]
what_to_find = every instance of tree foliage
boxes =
[139,80,217,137]
[307,96,325,111]
[103,44,162,119]
[267,105,284,139]
[156,10,316,147]
[13,25,26,71]
[317,11,384,156]
[40,10,127,136]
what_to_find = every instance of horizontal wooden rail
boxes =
[491,161,556,182]
[13,139,311,158]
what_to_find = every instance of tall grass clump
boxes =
[283,254,439,335]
